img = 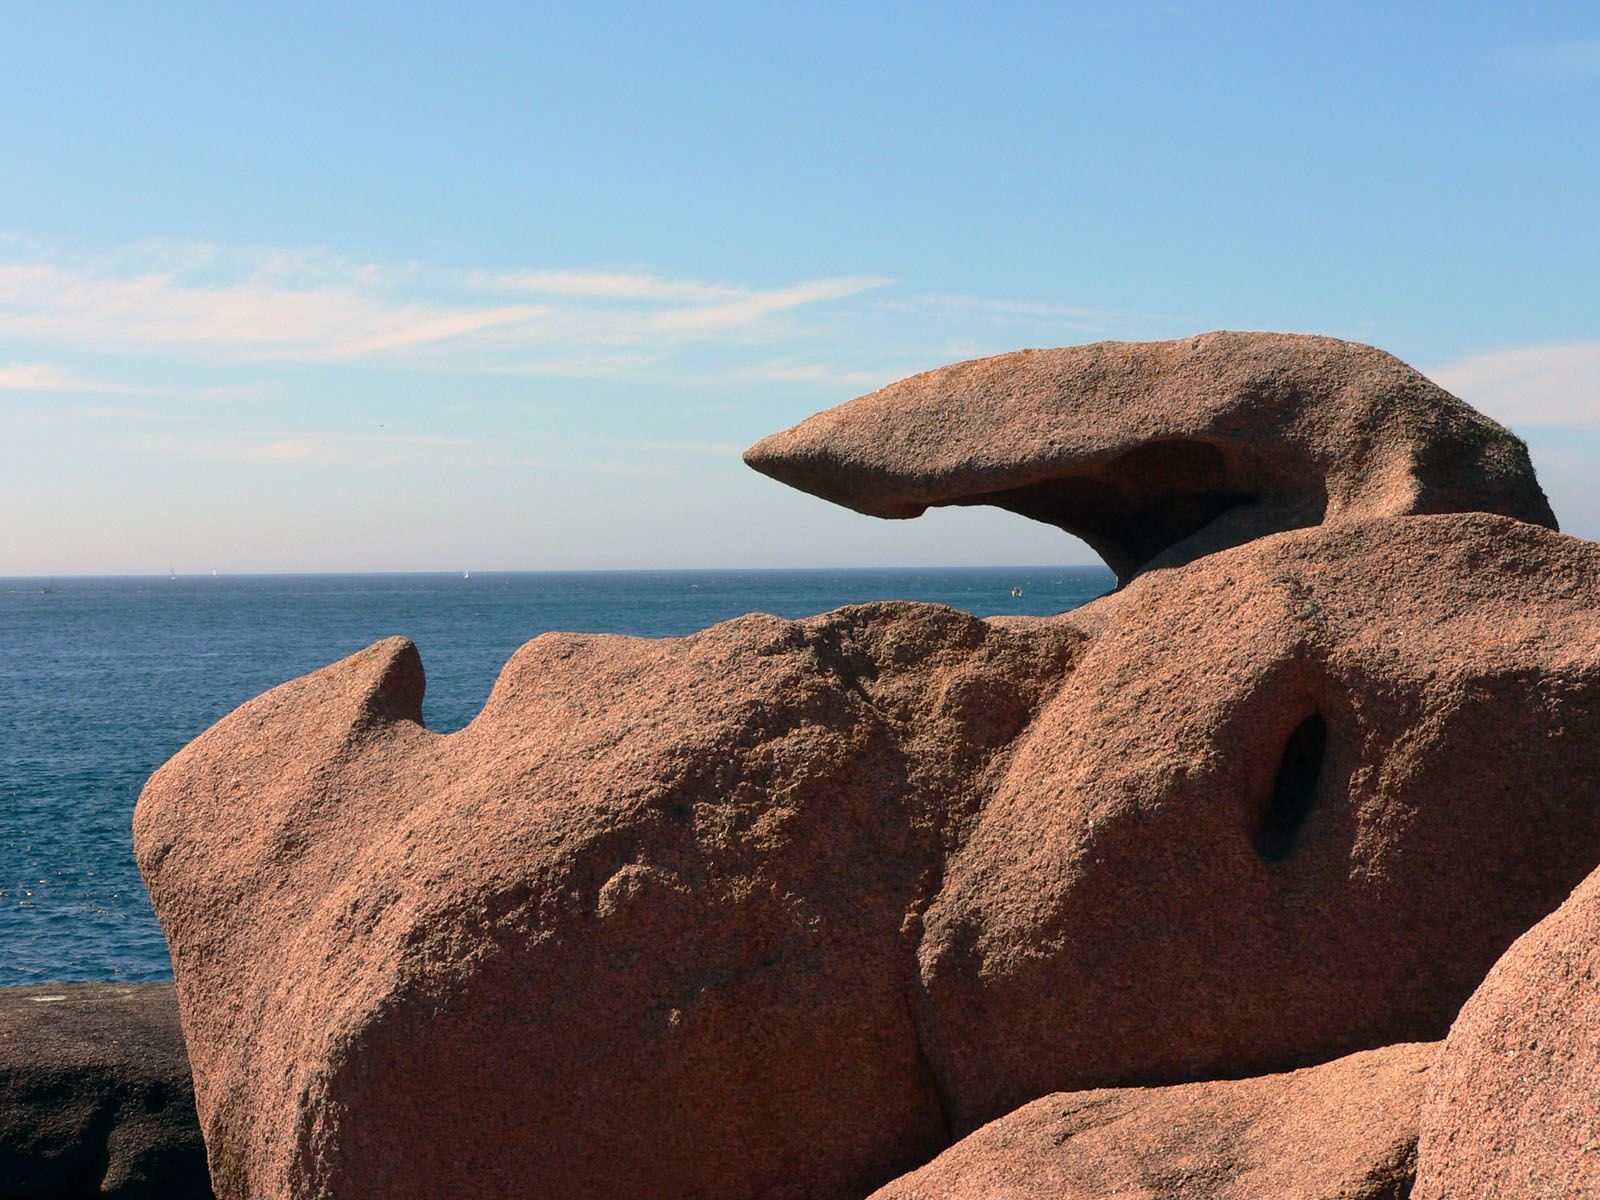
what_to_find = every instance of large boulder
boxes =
[135,605,1083,1200]
[0,982,212,1200]
[1415,863,1600,1198]
[870,1041,1435,1200]
[135,513,1600,1199]
[912,512,1600,1130]
[744,332,1554,583]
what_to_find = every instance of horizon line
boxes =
[2,562,1113,582]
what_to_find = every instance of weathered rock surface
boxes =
[744,332,1554,583]
[136,605,1084,1200]
[135,511,1600,1199]
[0,982,213,1200]
[912,513,1600,1129]
[870,1041,1435,1200]
[1415,863,1600,1199]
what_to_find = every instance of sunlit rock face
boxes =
[869,1041,1437,1200]
[911,514,1600,1131]
[744,331,1554,584]
[1417,859,1600,1200]
[135,336,1600,1200]
[136,607,1085,1200]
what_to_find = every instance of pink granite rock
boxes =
[744,332,1554,583]
[135,513,1600,1199]
[909,513,1600,1132]
[1415,862,1600,1199]
[870,1042,1435,1200]
[136,605,1083,1200]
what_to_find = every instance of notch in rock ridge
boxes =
[1254,713,1327,861]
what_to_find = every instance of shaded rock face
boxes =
[0,983,213,1200]
[135,513,1600,1200]
[744,332,1554,583]
[870,1041,1436,1200]
[1415,863,1600,1199]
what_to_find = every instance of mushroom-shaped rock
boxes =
[744,332,1554,584]
[1415,860,1600,1199]
[869,1042,1435,1200]
[135,514,1600,1199]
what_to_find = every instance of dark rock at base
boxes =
[0,982,212,1200]
[870,1041,1436,1200]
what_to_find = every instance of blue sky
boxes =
[2,2,1596,574]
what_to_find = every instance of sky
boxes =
[1,1,1597,575]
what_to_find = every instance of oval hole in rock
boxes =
[1254,713,1327,861]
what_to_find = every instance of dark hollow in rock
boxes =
[1255,712,1328,861]
[958,438,1286,585]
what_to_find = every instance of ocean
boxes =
[0,566,1112,984]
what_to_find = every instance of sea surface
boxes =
[0,566,1112,984]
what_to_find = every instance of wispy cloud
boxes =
[1430,342,1600,429]
[0,243,892,370]
[466,268,744,303]
[0,238,1168,409]
[135,429,515,470]
[0,362,76,390]
[132,428,745,474]
[0,361,169,396]
[713,359,905,392]
[638,439,749,457]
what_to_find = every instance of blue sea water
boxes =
[0,566,1111,984]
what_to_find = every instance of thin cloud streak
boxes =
[0,245,894,368]
[130,428,698,475]
[0,241,1168,397]
[134,429,524,470]
[1430,343,1600,430]
[888,292,1172,334]
[466,268,745,303]
[0,361,171,396]
[0,362,74,390]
